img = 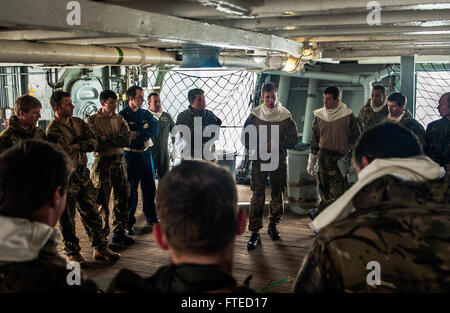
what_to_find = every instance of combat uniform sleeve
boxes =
[425,123,442,165]
[413,121,426,148]
[348,114,361,150]
[46,124,72,151]
[310,116,320,155]
[241,114,255,150]
[108,115,131,148]
[77,120,97,152]
[168,113,175,133]
[292,237,342,293]
[281,117,299,150]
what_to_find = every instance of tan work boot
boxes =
[93,247,120,262]
[66,253,88,269]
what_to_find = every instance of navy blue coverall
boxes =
[119,105,159,230]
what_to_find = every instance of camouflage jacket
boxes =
[425,117,450,167]
[46,117,97,169]
[107,263,253,293]
[398,110,426,147]
[87,111,130,156]
[242,113,298,160]
[0,116,46,154]
[311,114,360,155]
[293,174,450,293]
[357,99,389,133]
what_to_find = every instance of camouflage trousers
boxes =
[317,148,347,212]
[248,159,287,232]
[91,154,130,236]
[59,166,107,256]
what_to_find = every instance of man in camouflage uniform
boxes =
[87,90,134,245]
[307,86,360,216]
[357,85,389,133]
[148,92,175,179]
[0,140,100,292]
[243,82,299,251]
[0,95,46,153]
[387,92,426,147]
[175,88,222,161]
[294,123,450,293]
[46,90,119,267]
[425,92,450,174]
[107,161,252,293]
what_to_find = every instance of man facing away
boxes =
[175,88,222,161]
[243,82,299,251]
[46,90,119,267]
[107,160,252,293]
[87,90,134,245]
[307,86,361,219]
[294,122,449,293]
[387,92,426,147]
[357,85,389,133]
[148,92,175,179]
[0,94,46,153]
[0,140,99,292]
[425,92,450,174]
[119,86,159,235]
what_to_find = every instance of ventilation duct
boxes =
[179,43,222,68]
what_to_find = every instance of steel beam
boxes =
[323,48,450,58]
[0,0,302,55]
[215,9,450,29]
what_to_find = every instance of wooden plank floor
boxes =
[57,184,315,293]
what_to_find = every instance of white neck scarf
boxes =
[371,97,387,113]
[309,155,443,233]
[0,216,60,262]
[313,102,353,122]
[251,101,292,122]
[150,108,163,120]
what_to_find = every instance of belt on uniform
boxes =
[123,147,149,153]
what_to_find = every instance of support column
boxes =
[302,78,318,144]
[400,56,416,115]
[278,75,291,106]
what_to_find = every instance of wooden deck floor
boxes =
[56,184,315,293]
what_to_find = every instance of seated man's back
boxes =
[295,174,449,292]
[294,122,450,293]
[0,140,100,293]
[108,160,252,293]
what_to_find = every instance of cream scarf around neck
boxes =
[309,155,443,233]
[0,216,60,262]
[371,97,387,113]
[313,102,353,122]
[251,101,292,122]
[150,108,163,120]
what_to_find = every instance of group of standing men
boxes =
[0,86,177,267]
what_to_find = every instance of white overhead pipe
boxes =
[0,40,178,66]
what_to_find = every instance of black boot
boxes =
[247,232,261,251]
[112,232,136,245]
[267,222,281,241]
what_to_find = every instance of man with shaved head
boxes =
[425,92,450,174]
